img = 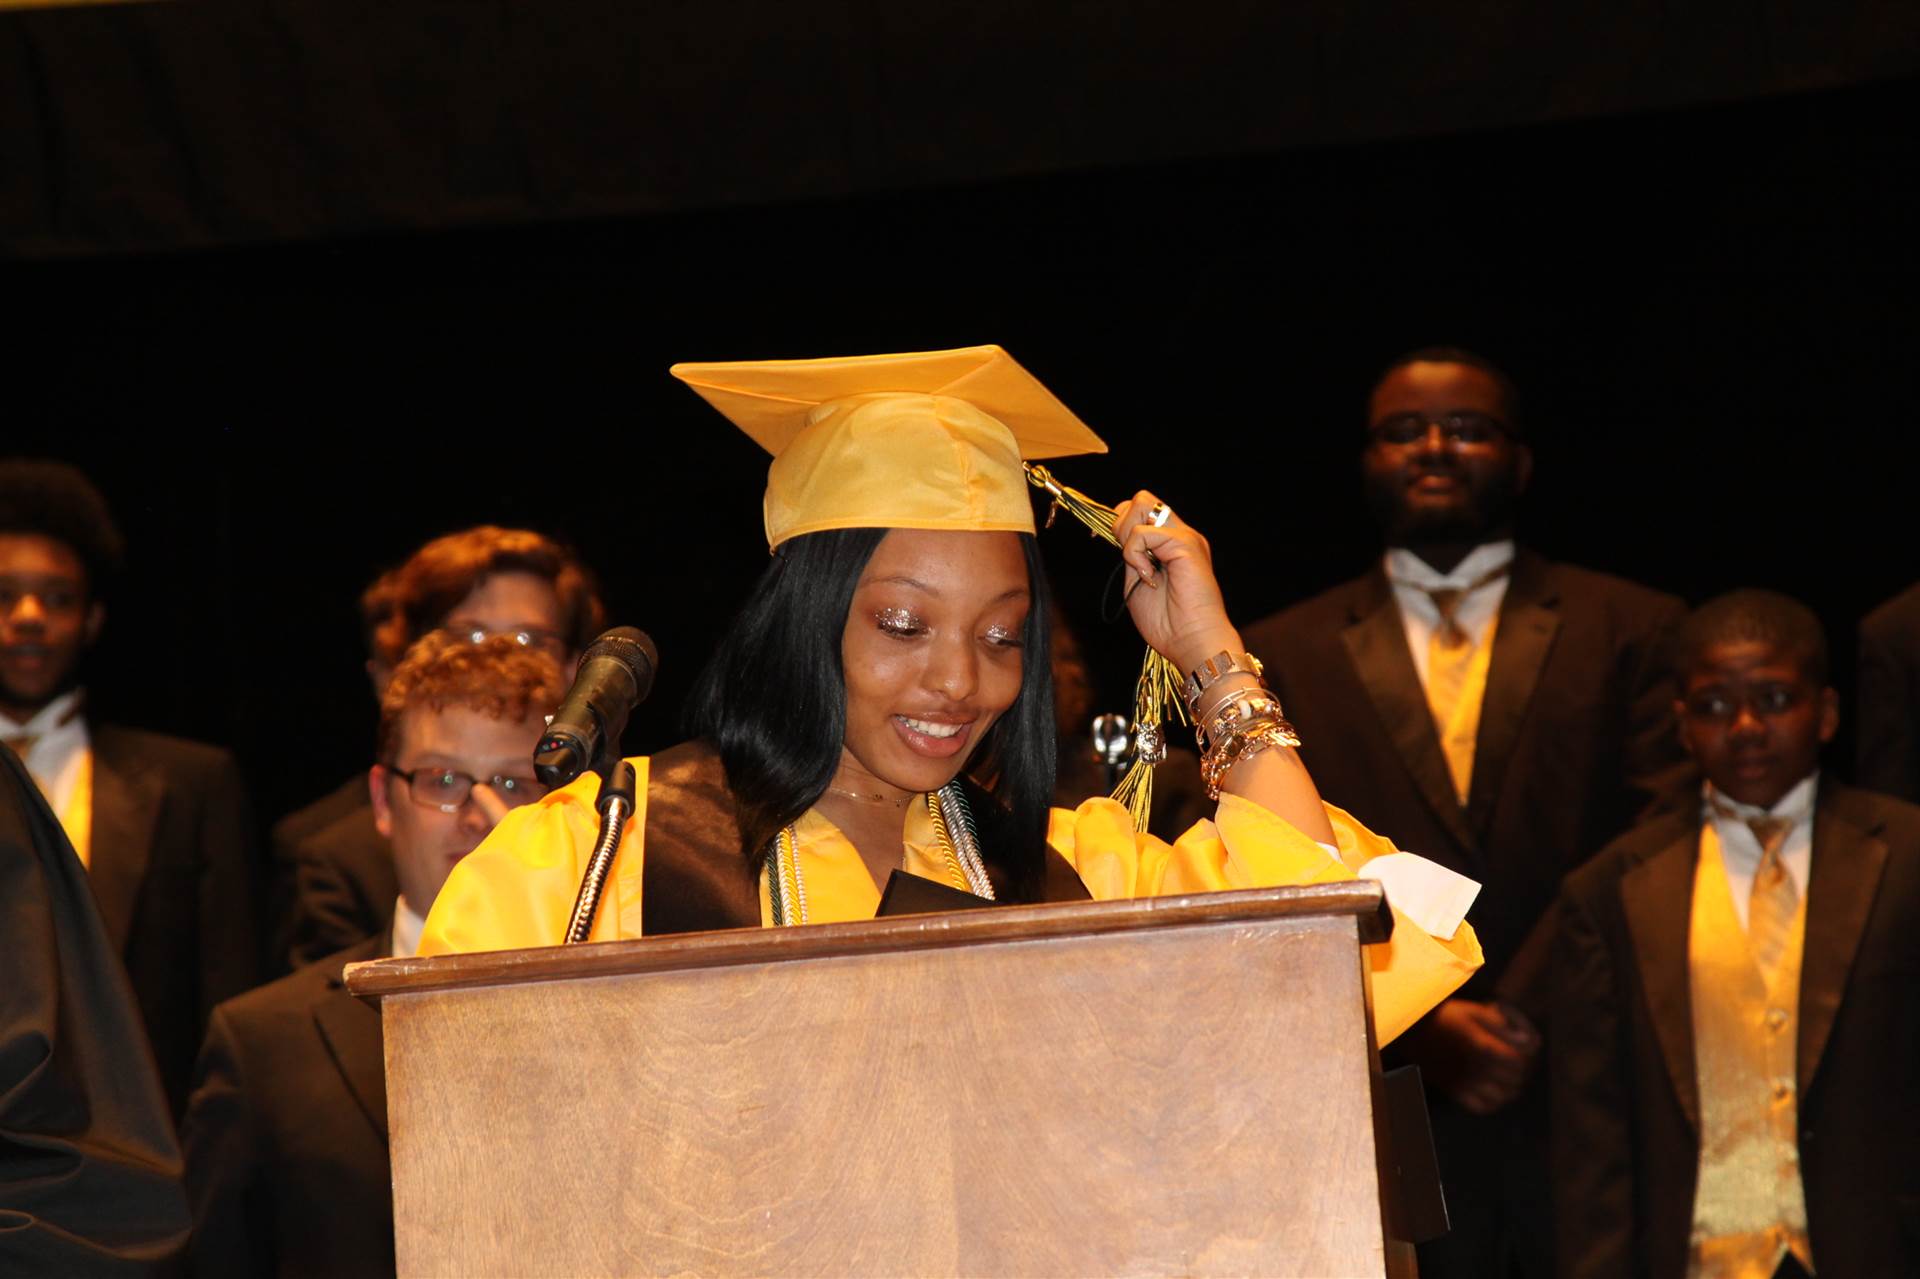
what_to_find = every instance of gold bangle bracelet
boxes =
[1182,650,1266,713]
[1200,716,1303,800]
[1196,689,1288,754]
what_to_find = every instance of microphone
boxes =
[534,627,658,790]
[1090,712,1131,792]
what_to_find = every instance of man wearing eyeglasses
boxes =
[184,632,564,1279]
[270,525,604,971]
[1244,347,1693,1278]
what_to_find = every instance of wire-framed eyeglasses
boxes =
[440,624,571,660]
[387,766,549,813]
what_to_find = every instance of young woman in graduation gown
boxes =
[419,347,1481,1044]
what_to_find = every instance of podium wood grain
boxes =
[351,884,1403,1277]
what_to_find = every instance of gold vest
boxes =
[1425,612,1499,807]
[59,748,93,870]
[1686,825,1811,1278]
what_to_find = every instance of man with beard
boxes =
[0,460,256,1116]
[1244,348,1692,1277]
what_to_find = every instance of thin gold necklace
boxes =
[824,783,904,805]
[765,782,994,925]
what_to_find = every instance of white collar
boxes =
[0,686,87,738]
[1703,772,1819,828]
[1383,540,1516,592]
[391,895,427,959]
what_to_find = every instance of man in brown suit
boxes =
[1553,591,1920,1278]
[1243,349,1691,1276]
[270,525,603,970]
[0,460,257,1115]
[184,633,564,1278]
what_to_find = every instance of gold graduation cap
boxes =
[669,345,1107,549]
[673,343,1176,835]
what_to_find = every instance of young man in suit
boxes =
[0,459,257,1116]
[1242,349,1692,1276]
[1552,591,1920,1278]
[185,632,565,1278]
[271,525,603,970]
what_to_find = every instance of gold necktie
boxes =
[1422,577,1502,807]
[1746,816,1798,982]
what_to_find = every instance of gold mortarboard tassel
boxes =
[1025,464,1189,833]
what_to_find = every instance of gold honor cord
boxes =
[1025,463,1189,833]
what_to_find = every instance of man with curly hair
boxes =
[184,633,565,1278]
[271,525,603,970]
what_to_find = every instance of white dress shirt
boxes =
[1702,773,1816,932]
[0,687,91,821]
[391,895,426,959]
[1383,540,1516,690]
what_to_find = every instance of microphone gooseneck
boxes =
[563,760,638,944]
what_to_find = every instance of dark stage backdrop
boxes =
[8,75,1917,831]
[4,0,1916,254]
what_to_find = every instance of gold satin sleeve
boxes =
[1048,795,1483,1045]
[417,760,648,957]
[419,758,1480,1046]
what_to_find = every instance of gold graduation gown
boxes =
[419,742,1481,1044]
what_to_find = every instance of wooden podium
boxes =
[347,882,1416,1277]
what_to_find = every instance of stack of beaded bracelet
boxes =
[1184,650,1302,799]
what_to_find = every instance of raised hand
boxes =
[1109,490,1242,673]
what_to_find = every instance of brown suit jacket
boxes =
[1552,782,1920,1279]
[269,772,367,853]
[1857,582,1920,802]
[268,782,395,973]
[182,933,393,1279]
[89,724,259,1116]
[1246,550,1689,1277]
[1243,551,1692,1002]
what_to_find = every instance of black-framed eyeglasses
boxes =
[386,766,549,813]
[1368,411,1510,448]
[440,624,571,660]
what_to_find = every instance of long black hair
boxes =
[684,527,1058,901]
